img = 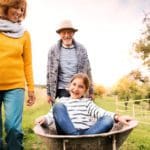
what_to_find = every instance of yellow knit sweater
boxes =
[0,31,34,91]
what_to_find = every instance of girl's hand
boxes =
[117,115,133,125]
[35,116,46,125]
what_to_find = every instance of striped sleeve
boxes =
[44,108,54,125]
[87,101,115,119]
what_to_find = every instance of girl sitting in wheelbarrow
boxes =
[35,73,133,135]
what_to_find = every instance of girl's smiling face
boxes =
[69,77,87,99]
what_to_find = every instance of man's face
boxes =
[59,29,75,47]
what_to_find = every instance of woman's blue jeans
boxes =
[53,103,114,135]
[0,89,24,150]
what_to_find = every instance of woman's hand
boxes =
[27,91,36,106]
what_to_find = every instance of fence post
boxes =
[115,96,119,113]
[132,101,135,117]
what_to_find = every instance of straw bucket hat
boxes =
[56,20,78,33]
[0,0,26,20]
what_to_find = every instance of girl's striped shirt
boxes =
[45,97,115,129]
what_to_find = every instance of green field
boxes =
[95,97,150,150]
[3,87,150,149]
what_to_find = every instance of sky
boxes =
[24,0,150,87]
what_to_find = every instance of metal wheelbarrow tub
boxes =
[33,120,138,150]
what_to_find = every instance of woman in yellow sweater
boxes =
[0,0,35,149]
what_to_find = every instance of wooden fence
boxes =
[115,97,150,125]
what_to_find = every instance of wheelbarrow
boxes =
[33,120,138,150]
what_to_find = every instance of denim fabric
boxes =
[53,103,114,135]
[53,103,78,135]
[6,128,23,150]
[0,101,3,149]
[56,89,70,98]
[82,116,114,134]
[0,89,24,150]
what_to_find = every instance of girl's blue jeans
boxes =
[53,103,114,135]
[0,89,24,150]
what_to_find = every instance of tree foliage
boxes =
[134,12,150,68]
[94,84,106,97]
[112,70,150,101]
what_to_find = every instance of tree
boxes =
[112,70,150,110]
[113,77,138,110]
[94,84,106,97]
[134,12,150,68]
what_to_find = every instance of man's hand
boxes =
[27,91,36,106]
[47,95,54,105]
[89,94,95,100]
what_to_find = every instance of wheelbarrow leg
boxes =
[63,139,69,150]
[112,135,117,150]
